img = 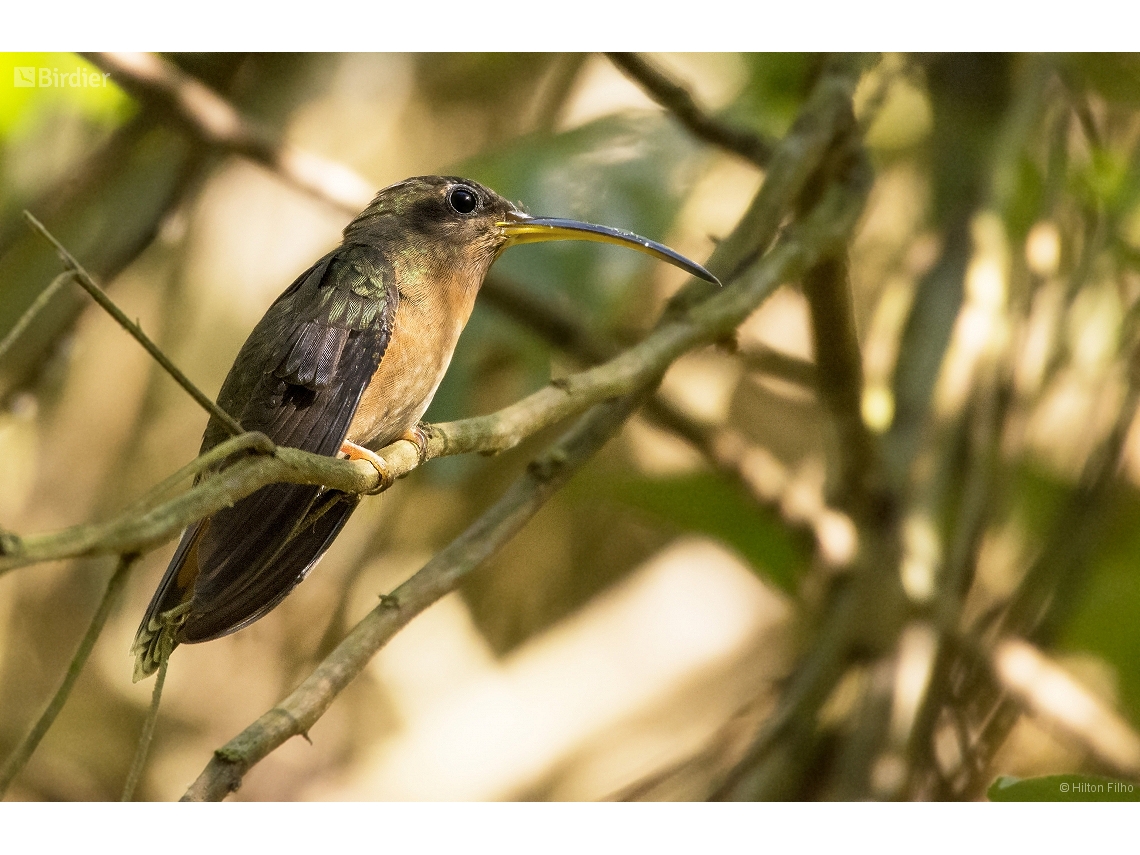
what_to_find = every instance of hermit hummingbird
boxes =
[132,175,717,680]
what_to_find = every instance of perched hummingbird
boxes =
[132,175,717,680]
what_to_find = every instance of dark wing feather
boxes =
[133,244,396,669]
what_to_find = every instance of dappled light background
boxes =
[1,53,1139,801]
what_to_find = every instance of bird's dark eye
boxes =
[448,186,478,215]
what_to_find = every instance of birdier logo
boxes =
[13,67,111,88]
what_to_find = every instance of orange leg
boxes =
[341,440,393,494]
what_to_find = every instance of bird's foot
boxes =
[401,423,430,465]
[341,440,393,495]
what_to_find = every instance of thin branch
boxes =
[482,274,817,391]
[183,392,650,800]
[0,271,72,365]
[0,554,137,797]
[23,212,247,438]
[737,342,818,390]
[606,53,775,167]
[693,55,865,294]
[82,53,372,215]
[121,642,169,801]
[119,430,276,516]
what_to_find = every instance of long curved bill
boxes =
[498,215,720,285]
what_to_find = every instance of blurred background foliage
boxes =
[0,52,1139,801]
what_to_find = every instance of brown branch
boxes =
[482,274,817,391]
[606,53,775,167]
[81,53,373,215]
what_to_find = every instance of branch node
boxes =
[379,593,400,610]
[528,448,569,482]
[213,746,244,764]
[0,529,23,557]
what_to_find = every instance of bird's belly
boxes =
[345,315,460,449]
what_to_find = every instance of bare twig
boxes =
[0,272,72,365]
[0,554,137,797]
[121,639,169,801]
[606,53,775,167]
[482,274,817,391]
[119,431,276,516]
[23,212,247,438]
[82,53,372,215]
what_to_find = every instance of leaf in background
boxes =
[1058,487,1140,727]
[1062,54,1140,108]
[727,53,818,140]
[1003,154,1045,242]
[460,112,706,321]
[988,774,1140,801]
[592,472,810,592]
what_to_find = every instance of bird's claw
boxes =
[401,423,429,466]
[341,440,393,495]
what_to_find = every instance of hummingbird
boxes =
[131,175,717,681]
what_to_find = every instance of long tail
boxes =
[131,486,360,681]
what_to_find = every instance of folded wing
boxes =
[133,244,397,679]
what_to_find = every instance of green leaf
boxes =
[728,54,818,139]
[1058,485,1140,727]
[988,774,1140,802]
[594,472,810,592]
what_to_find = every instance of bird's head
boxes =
[343,175,718,293]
